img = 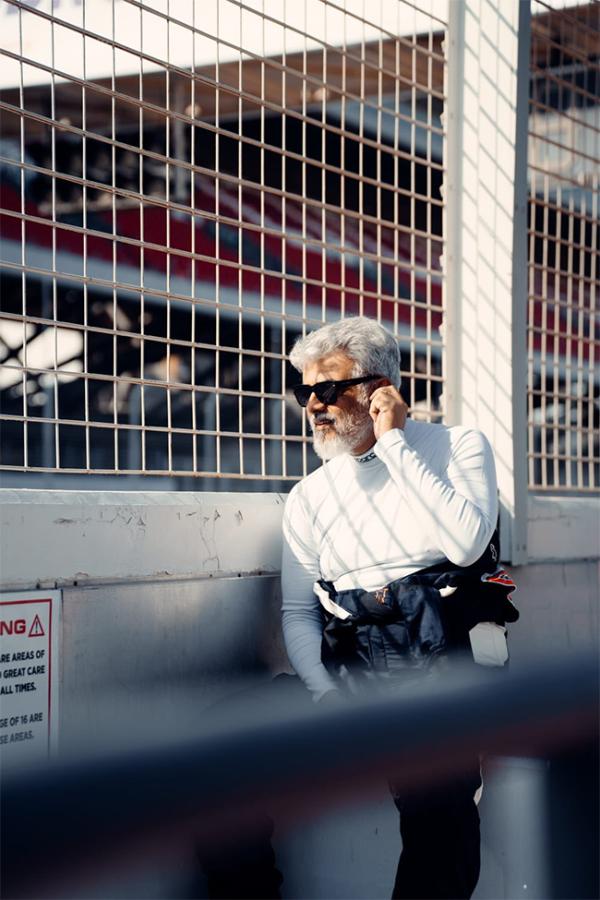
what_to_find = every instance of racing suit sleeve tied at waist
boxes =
[316,533,519,686]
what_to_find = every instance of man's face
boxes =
[302,352,375,460]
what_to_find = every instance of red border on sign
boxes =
[0,598,53,754]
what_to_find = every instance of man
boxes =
[281,315,501,899]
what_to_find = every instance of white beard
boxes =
[311,403,374,461]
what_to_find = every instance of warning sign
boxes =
[28,615,45,638]
[0,591,61,767]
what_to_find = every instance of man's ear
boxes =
[368,377,391,396]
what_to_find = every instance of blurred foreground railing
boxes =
[1,654,598,899]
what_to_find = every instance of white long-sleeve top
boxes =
[281,420,498,698]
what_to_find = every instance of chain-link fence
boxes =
[527,0,599,491]
[0,0,447,487]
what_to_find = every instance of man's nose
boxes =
[306,391,325,415]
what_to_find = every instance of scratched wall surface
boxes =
[0,489,284,589]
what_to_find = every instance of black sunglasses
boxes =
[293,374,381,408]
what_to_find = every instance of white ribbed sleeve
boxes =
[281,485,338,700]
[373,428,497,566]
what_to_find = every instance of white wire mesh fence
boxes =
[2,0,597,493]
[527,0,599,492]
[0,0,447,485]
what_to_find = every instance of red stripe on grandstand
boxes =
[5,181,596,362]
[1,181,442,320]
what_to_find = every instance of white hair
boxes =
[289,316,401,388]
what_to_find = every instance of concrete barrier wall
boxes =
[0,489,285,588]
[1,487,597,750]
[0,488,597,900]
[1,489,596,679]
[0,489,291,753]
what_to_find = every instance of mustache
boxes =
[311,413,336,428]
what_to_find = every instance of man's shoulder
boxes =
[405,419,491,463]
[406,418,487,445]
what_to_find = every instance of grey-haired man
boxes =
[281,315,504,899]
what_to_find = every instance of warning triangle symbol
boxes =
[28,615,45,638]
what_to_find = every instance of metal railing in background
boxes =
[0,0,448,485]
[1,654,598,899]
[527,1,599,492]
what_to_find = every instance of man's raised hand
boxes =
[368,385,408,440]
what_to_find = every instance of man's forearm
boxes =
[282,607,338,700]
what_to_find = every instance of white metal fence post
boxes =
[444,0,531,564]
[442,0,465,430]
